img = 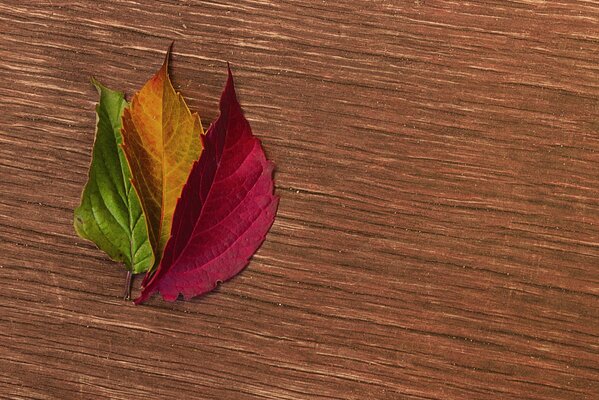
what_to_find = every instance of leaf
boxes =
[74,79,154,274]
[121,49,204,267]
[135,67,279,304]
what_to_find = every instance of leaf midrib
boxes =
[113,95,137,270]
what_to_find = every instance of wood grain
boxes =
[1,1,598,399]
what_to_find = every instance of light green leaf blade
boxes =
[74,79,154,274]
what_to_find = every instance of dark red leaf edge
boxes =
[134,66,279,304]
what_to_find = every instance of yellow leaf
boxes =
[121,48,203,265]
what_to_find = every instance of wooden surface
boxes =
[1,1,598,399]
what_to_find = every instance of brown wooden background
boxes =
[1,1,598,399]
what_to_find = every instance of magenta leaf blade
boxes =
[135,67,279,304]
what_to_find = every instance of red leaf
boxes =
[135,67,279,304]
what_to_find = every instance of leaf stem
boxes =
[123,271,133,300]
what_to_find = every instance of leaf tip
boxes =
[90,76,104,93]
[226,63,234,85]
[219,63,238,109]
[162,41,174,71]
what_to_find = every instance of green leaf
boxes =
[74,79,154,274]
